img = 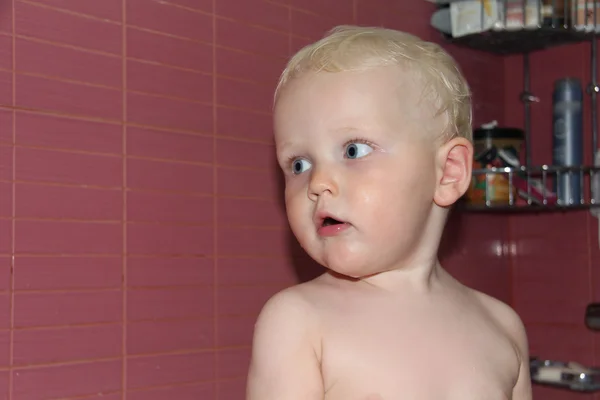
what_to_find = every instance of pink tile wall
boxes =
[0,0,508,399]
[504,45,600,400]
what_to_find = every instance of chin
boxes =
[315,248,375,280]
[295,233,383,279]
[328,268,365,280]
[327,264,379,280]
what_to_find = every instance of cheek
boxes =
[352,184,385,209]
[386,150,437,194]
[348,159,435,215]
[284,184,309,228]
[284,178,306,209]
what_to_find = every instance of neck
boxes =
[359,258,445,292]
[359,204,450,292]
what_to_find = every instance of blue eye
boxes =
[292,158,312,174]
[345,142,373,159]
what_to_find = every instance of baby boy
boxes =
[246,25,532,400]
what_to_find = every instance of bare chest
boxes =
[319,309,519,400]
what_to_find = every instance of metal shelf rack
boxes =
[439,0,600,212]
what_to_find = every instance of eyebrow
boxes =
[331,125,374,134]
[277,141,294,153]
[276,125,372,152]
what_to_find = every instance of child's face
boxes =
[273,66,446,278]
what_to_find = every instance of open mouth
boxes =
[316,213,350,236]
[322,217,344,227]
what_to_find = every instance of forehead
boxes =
[273,66,433,147]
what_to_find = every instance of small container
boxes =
[466,127,524,205]
[552,77,583,205]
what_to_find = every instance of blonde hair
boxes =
[274,25,472,142]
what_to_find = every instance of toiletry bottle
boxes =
[552,77,583,205]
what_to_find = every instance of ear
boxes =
[433,137,473,208]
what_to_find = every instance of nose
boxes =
[308,166,338,201]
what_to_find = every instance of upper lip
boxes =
[314,210,345,228]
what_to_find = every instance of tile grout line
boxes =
[212,0,219,397]
[20,0,306,39]
[8,29,291,64]
[9,0,16,397]
[0,253,306,259]
[0,100,276,125]
[19,0,123,24]
[6,30,291,63]
[18,0,334,36]
[121,0,128,398]
[0,143,274,165]
[2,68,284,103]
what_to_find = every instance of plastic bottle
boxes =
[552,77,584,205]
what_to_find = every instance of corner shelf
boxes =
[460,165,600,212]
[443,26,592,55]
[437,3,600,212]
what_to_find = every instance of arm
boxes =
[507,311,532,400]
[478,292,532,400]
[246,288,324,400]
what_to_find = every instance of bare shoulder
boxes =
[246,282,324,400]
[472,290,528,352]
[255,283,317,328]
[252,280,324,341]
[471,289,532,400]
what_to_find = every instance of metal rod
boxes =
[523,52,533,203]
[480,0,485,31]
[580,167,585,203]
[590,0,598,205]
[592,10,598,162]
[508,170,514,205]
[594,0,598,34]
[542,167,548,204]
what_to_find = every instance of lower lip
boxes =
[318,223,351,237]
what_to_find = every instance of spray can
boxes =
[552,77,583,205]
